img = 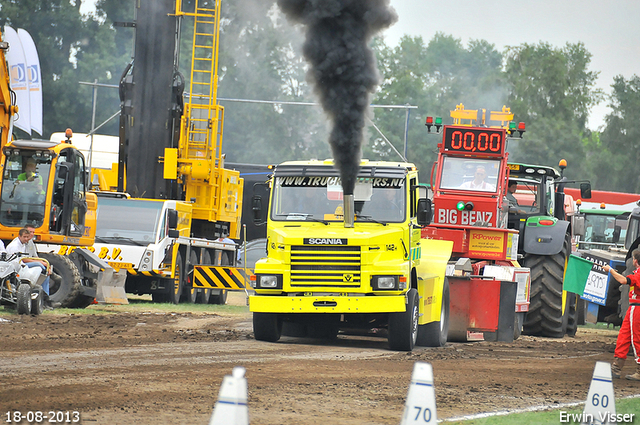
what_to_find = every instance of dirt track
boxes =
[1,293,639,425]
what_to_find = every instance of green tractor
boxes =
[506,161,591,337]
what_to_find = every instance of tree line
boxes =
[0,0,638,193]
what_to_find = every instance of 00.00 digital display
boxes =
[443,128,504,154]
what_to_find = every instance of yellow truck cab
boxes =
[249,159,453,351]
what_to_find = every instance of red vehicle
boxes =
[422,105,530,341]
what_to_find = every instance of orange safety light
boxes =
[600,202,606,209]
[576,199,582,206]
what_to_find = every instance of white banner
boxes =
[3,26,30,135]
[17,28,42,136]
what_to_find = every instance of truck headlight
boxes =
[371,275,399,290]
[256,274,282,289]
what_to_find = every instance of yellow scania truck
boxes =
[248,159,453,351]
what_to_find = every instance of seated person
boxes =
[13,158,45,204]
[6,227,53,307]
[506,180,526,214]
[459,166,495,191]
[17,158,43,184]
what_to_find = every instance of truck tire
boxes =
[16,284,31,315]
[39,253,83,308]
[197,250,212,304]
[417,278,450,347]
[183,250,198,303]
[30,285,44,315]
[253,312,282,342]
[209,250,229,305]
[522,236,570,338]
[168,251,184,305]
[388,288,419,351]
[564,292,578,337]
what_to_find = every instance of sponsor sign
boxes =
[468,230,504,259]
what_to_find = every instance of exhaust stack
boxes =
[344,194,354,228]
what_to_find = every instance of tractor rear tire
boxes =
[522,237,570,338]
[416,278,450,347]
[39,253,83,308]
[388,288,419,351]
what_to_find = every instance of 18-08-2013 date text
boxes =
[5,411,80,423]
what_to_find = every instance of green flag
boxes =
[563,254,593,295]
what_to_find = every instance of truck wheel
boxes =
[168,251,184,305]
[513,312,525,340]
[522,236,569,338]
[197,250,212,304]
[16,284,31,315]
[417,278,450,347]
[253,312,282,342]
[39,253,83,308]
[563,292,578,337]
[388,288,419,351]
[30,285,44,315]
[209,250,230,305]
[152,292,168,303]
[183,250,198,303]
[307,315,340,339]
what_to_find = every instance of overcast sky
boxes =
[381,0,640,130]
[80,0,638,130]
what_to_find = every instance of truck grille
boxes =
[290,245,361,287]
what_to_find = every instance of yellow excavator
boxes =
[0,30,126,308]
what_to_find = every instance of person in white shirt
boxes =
[7,228,51,301]
[459,166,495,191]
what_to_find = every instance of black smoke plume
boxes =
[277,0,397,195]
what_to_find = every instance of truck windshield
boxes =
[0,153,52,228]
[439,157,500,193]
[270,176,406,223]
[95,198,164,244]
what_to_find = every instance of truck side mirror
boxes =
[252,195,263,224]
[613,225,622,244]
[417,199,432,226]
[572,216,585,237]
[57,163,69,180]
[580,183,592,199]
[167,209,178,229]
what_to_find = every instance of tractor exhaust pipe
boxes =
[344,194,354,228]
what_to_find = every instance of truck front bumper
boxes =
[249,294,406,314]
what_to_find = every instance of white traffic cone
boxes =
[209,366,249,425]
[582,361,616,425]
[400,362,437,425]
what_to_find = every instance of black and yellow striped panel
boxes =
[193,266,253,290]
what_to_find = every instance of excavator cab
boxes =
[0,139,97,245]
